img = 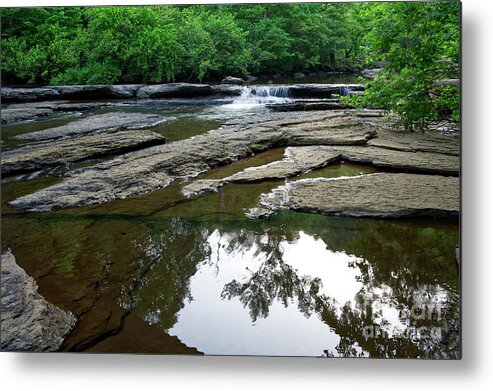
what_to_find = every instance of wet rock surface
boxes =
[181,143,458,197]
[368,128,460,156]
[9,110,460,212]
[136,83,214,99]
[1,107,53,124]
[15,112,171,141]
[10,111,377,211]
[4,100,117,113]
[1,250,76,352]
[53,84,142,100]
[2,130,165,176]
[248,173,459,219]
[211,84,243,96]
[1,87,60,103]
[221,76,244,85]
[2,82,364,103]
[267,101,352,111]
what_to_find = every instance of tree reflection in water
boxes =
[121,212,459,358]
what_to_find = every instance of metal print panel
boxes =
[0,1,461,358]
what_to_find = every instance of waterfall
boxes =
[230,86,293,108]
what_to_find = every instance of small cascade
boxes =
[338,85,351,96]
[230,86,293,107]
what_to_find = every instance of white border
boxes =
[2,0,493,389]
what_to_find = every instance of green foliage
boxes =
[350,1,460,131]
[1,4,364,85]
[1,3,460,129]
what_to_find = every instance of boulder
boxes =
[1,250,76,352]
[221,76,244,85]
[292,72,306,79]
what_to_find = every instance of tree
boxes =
[351,1,460,131]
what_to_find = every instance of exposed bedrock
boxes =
[10,112,377,211]
[181,144,459,197]
[1,83,363,103]
[1,250,76,352]
[221,76,244,85]
[267,101,352,112]
[1,107,53,124]
[5,100,118,113]
[286,84,364,98]
[1,85,142,103]
[15,112,171,141]
[9,111,459,212]
[136,83,214,99]
[368,128,460,156]
[1,87,61,103]
[2,130,166,176]
[247,173,459,219]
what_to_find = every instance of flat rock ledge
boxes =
[1,250,76,352]
[247,173,459,219]
[10,112,377,211]
[15,112,171,141]
[9,111,459,212]
[2,130,165,176]
[182,143,459,196]
[267,101,352,112]
[1,83,365,103]
[1,107,53,124]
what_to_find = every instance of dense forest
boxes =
[1,1,460,129]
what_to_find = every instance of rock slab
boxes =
[15,112,171,141]
[1,250,76,352]
[10,112,376,211]
[1,107,53,124]
[2,130,166,176]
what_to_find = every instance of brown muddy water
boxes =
[1,100,460,358]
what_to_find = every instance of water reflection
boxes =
[119,214,459,358]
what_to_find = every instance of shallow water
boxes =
[1,94,459,358]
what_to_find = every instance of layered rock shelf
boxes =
[15,112,171,141]
[1,82,364,103]
[7,110,460,212]
[2,130,166,176]
[181,144,459,197]
[247,173,459,219]
[9,112,376,211]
